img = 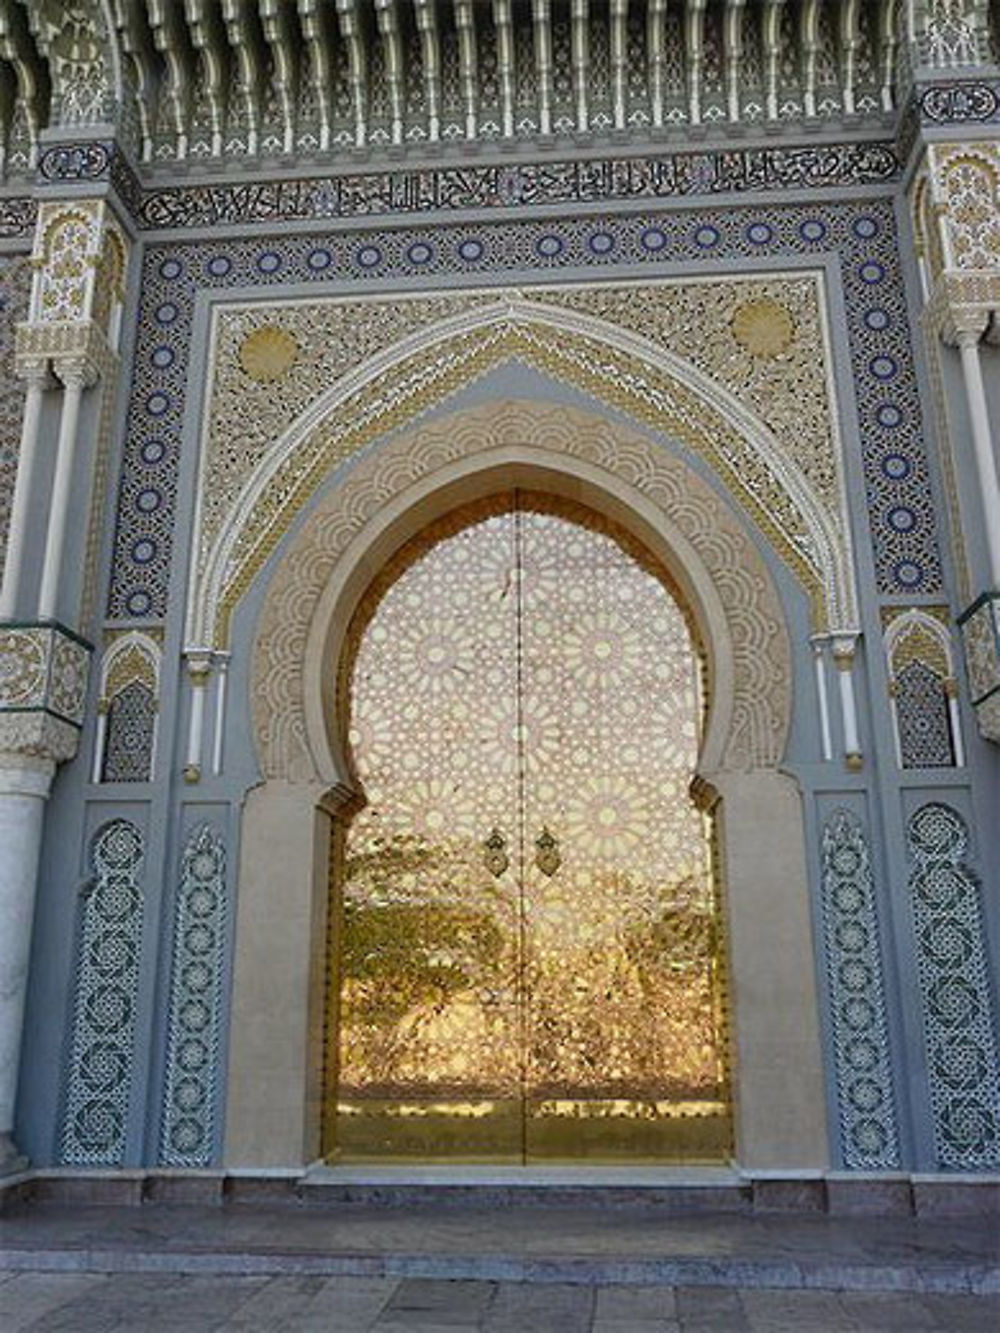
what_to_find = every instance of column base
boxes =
[0,1130,27,1177]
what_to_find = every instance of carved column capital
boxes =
[924,272,999,347]
[0,624,91,768]
[13,358,54,390]
[15,319,106,387]
[0,714,79,770]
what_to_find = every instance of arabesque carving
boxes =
[250,402,791,782]
[195,283,855,650]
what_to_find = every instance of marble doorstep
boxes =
[1,1202,998,1295]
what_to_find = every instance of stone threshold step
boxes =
[0,1245,997,1294]
[9,1169,999,1217]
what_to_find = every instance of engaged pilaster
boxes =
[908,138,1000,744]
[0,197,126,1173]
[0,625,89,1173]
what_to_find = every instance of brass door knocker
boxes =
[535,827,561,877]
[483,828,509,877]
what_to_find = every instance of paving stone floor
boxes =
[2,1273,1000,1332]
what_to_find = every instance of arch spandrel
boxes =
[250,402,791,788]
[192,292,857,653]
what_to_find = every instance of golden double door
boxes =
[325,493,731,1162]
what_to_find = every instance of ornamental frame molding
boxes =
[188,283,858,655]
[249,400,792,784]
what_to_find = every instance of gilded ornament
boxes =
[534,827,561,877]
[483,828,510,877]
[730,299,796,358]
[238,326,299,382]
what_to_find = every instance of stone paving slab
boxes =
[2,1274,1000,1331]
[2,1201,999,1294]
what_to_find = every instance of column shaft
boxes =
[0,378,46,620]
[37,378,84,623]
[0,760,53,1171]
[958,334,1000,587]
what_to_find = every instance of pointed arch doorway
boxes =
[325,491,732,1163]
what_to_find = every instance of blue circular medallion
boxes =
[257,251,282,274]
[864,308,891,331]
[746,221,773,245]
[853,216,879,239]
[881,453,911,479]
[207,255,232,278]
[870,354,898,381]
[145,392,170,417]
[876,403,904,428]
[356,244,383,269]
[799,219,827,242]
[893,559,925,589]
[126,589,153,616]
[695,225,720,249]
[859,261,885,284]
[151,345,174,370]
[588,232,614,255]
[130,538,157,565]
[535,234,564,258]
[458,238,485,262]
[641,227,667,252]
[159,258,183,281]
[135,488,163,514]
[155,302,179,325]
[887,506,917,532]
[140,439,166,466]
[307,248,332,271]
[406,241,434,266]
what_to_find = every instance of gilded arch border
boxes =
[250,399,792,784]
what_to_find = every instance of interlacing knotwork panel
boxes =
[159,824,227,1167]
[907,803,1000,1168]
[819,810,900,1170]
[60,820,144,1166]
[331,494,730,1161]
[250,402,791,784]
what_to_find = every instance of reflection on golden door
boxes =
[324,494,732,1162]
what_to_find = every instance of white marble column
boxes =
[0,756,54,1173]
[38,367,87,623]
[0,368,49,621]
[956,328,1000,588]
